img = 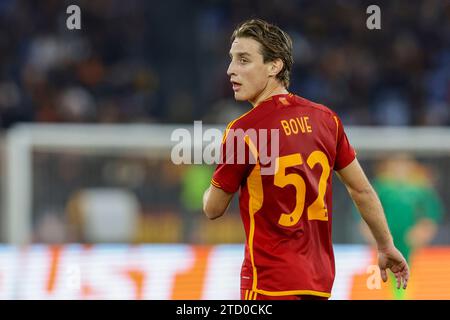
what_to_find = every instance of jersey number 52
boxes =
[274,151,331,226]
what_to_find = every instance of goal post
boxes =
[3,124,182,244]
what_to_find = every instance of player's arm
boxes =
[336,158,409,289]
[203,185,234,220]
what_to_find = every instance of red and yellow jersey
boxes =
[211,93,356,298]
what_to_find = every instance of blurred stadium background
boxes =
[0,0,449,299]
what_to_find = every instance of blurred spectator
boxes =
[358,154,444,299]
[57,86,96,122]
[67,188,140,243]
[0,0,449,128]
[33,209,67,243]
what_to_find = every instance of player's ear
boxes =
[268,59,284,77]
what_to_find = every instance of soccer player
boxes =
[202,19,409,300]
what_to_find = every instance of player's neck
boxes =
[250,84,289,108]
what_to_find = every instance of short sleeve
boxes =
[211,123,255,193]
[333,115,356,170]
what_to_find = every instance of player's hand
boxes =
[377,245,409,289]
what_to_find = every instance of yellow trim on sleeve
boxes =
[210,179,221,188]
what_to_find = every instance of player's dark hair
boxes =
[231,19,293,88]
